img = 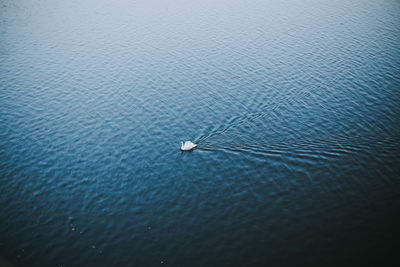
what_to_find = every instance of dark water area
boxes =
[1,0,400,266]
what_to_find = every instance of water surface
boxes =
[1,0,400,266]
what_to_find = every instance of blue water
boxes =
[1,0,400,266]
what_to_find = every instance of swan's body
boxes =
[181,141,197,151]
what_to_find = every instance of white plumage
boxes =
[180,141,197,151]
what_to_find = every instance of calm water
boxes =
[1,0,400,266]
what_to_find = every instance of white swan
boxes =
[181,141,197,151]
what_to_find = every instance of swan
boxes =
[181,141,197,151]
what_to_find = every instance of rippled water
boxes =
[1,0,400,266]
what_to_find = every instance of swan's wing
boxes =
[181,141,197,150]
[181,141,189,149]
[189,142,197,149]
